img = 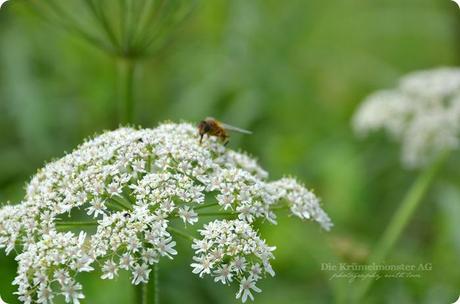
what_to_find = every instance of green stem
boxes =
[111,195,133,211]
[123,0,135,54]
[136,264,159,304]
[149,264,159,304]
[32,1,114,54]
[135,283,147,304]
[353,152,448,302]
[131,0,155,49]
[117,58,136,125]
[168,227,195,241]
[132,0,167,53]
[83,0,120,50]
[106,200,127,211]
[270,204,290,211]
[55,220,98,228]
[197,212,235,217]
[194,202,219,210]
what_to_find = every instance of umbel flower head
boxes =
[0,122,332,304]
[353,67,460,168]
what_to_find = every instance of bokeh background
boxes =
[1,0,460,303]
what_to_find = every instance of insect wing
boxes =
[220,122,252,134]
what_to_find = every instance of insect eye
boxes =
[203,123,211,132]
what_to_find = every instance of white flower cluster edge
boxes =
[353,67,460,168]
[0,122,332,303]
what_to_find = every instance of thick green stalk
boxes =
[117,58,136,124]
[150,264,159,304]
[353,152,448,302]
[135,265,158,304]
[135,283,147,304]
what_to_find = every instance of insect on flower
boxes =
[0,123,332,303]
[197,117,252,145]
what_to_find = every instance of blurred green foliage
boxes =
[1,0,460,303]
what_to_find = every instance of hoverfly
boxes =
[197,117,252,145]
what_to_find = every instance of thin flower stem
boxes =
[31,1,114,54]
[168,227,195,241]
[123,0,136,54]
[139,1,198,57]
[353,152,448,303]
[194,202,219,210]
[117,58,136,124]
[112,195,133,211]
[197,212,235,217]
[131,0,155,47]
[118,0,127,51]
[55,220,98,227]
[122,191,136,204]
[132,0,167,53]
[270,205,290,211]
[83,0,120,51]
[106,200,126,211]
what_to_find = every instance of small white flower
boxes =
[86,198,107,218]
[54,269,71,286]
[191,239,211,254]
[236,276,261,303]
[61,281,85,304]
[249,264,262,279]
[107,181,122,197]
[142,248,159,265]
[156,236,177,259]
[132,159,146,173]
[131,264,151,285]
[159,200,175,213]
[191,255,213,277]
[119,253,134,270]
[178,206,198,225]
[101,260,118,280]
[71,256,94,273]
[126,235,141,252]
[37,286,53,304]
[232,257,247,273]
[214,264,233,284]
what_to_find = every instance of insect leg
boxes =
[223,137,230,146]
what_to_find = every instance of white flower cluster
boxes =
[191,220,275,303]
[0,122,331,303]
[353,67,460,168]
[14,232,91,304]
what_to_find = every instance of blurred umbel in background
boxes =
[0,0,460,303]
